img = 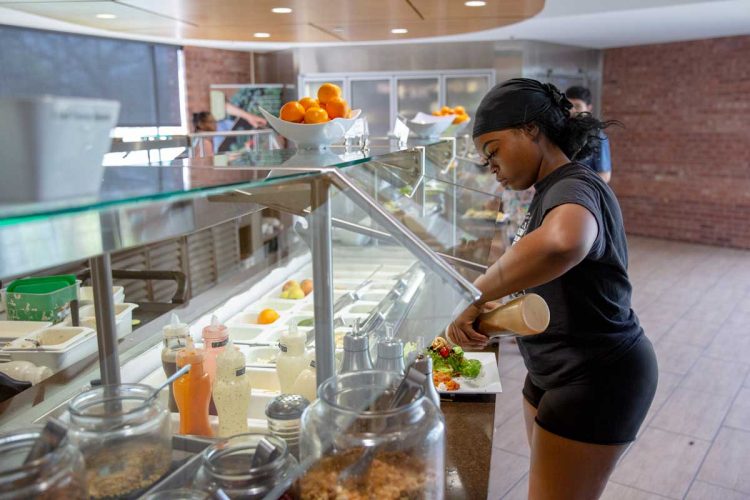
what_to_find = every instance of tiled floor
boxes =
[488,236,750,500]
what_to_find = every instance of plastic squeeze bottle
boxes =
[173,338,213,437]
[161,313,190,412]
[202,315,228,415]
[276,323,309,394]
[291,358,317,402]
[213,343,252,437]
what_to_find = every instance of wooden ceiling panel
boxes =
[119,0,422,26]
[2,0,545,42]
[127,23,341,43]
[317,18,531,41]
[3,1,187,30]
[411,0,544,19]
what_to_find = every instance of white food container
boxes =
[0,96,120,202]
[68,302,138,339]
[78,286,125,305]
[0,320,52,343]
[2,326,96,372]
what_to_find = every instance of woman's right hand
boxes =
[445,303,490,349]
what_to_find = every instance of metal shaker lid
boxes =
[343,332,369,351]
[265,394,310,420]
[412,354,432,374]
[377,338,403,359]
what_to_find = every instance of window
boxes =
[0,25,182,128]
[350,79,390,137]
[397,77,439,121]
[445,75,491,116]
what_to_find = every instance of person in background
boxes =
[565,86,612,184]
[191,111,217,157]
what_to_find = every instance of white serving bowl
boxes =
[259,106,362,150]
[407,113,456,138]
[444,116,472,136]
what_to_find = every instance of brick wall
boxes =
[183,46,254,121]
[602,36,750,249]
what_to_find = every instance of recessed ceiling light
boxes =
[271,7,292,14]
[465,1,487,6]
[96,13,117,19]
[254,32,271,38]
[391,28,408,34]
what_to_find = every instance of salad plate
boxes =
[425,338,503,394]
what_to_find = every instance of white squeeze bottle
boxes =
[291,358,317,402]
[213,342,251,437]
[276,323,308,394]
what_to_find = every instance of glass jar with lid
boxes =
[0,426,86,499]
[298,370,445,499]
[67,383,172,499]
[193,433,298,499]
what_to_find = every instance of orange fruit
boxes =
[280,101,305,123]
[440,106,453,115]
[317,83,342,105]
[431,111,442,116]
[299,97,319,110]
[453,113,469,124]
[300,279,313,296]
[304,107,329,124]
[325,97,350,120]
[257,308,280,324]
[453,105,466,114]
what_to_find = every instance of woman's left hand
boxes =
[445,303,489,349]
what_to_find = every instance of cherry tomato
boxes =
[439,346,450,358]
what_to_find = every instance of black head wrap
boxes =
[472,78,573,138]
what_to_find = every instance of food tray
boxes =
[2,326,97,372]
[78,285,125,305]
[0,320,52,343]
[69,302,138,339]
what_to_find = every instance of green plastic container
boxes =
[4,275,79,323]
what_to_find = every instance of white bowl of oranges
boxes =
[260,83,362,150]
[408,106,471,138]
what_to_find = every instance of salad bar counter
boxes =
[0,139,504,499]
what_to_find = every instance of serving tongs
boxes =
[337,366,427,483]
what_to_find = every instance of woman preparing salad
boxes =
[446,78,657,500]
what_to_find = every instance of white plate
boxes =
[435,351,503,394]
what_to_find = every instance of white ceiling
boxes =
[0,0,748,50]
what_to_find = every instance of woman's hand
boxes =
[445,303,489,349]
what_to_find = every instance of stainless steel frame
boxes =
[309,177,336,384]
[89,254,121,385]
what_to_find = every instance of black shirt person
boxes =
[566,85,613,184]
[446,79,657,500]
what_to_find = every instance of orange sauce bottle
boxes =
[173,338,213,437]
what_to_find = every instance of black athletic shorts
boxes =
[522,334,658,445]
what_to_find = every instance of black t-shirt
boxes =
[516,163,643,390]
